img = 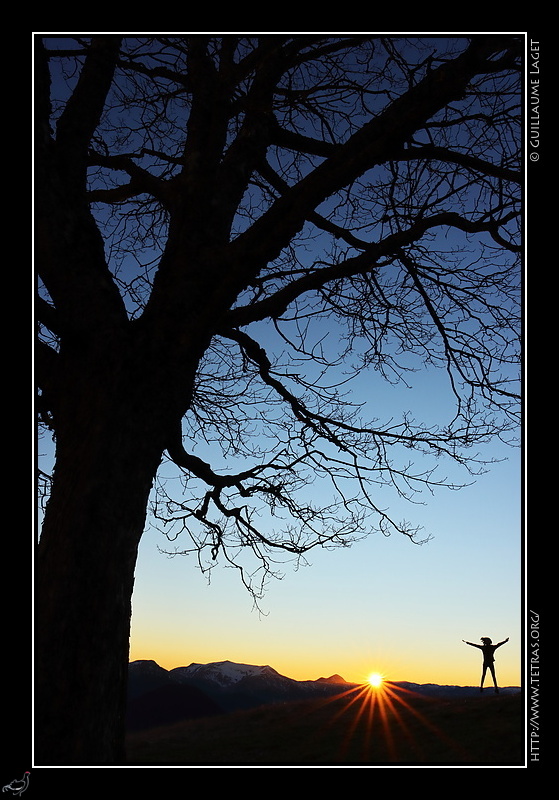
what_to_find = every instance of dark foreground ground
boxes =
[125,688,524,766]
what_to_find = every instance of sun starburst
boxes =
[368,672,384,688]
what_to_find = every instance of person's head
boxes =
[480,637,492,644]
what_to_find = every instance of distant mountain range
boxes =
[126,659,349,730]
[126,659,521,732]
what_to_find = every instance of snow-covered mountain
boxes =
[126,659,521,731]
[170,660,286,688]
[169,659,349,710]
[127,659,350,728]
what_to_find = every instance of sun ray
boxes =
[308,674,467,763]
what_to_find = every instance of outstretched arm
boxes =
[496,637,509,648]
[462,640,482,649]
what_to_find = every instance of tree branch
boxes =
[394,144,521,185]
[225,209,520,327]
[87,151,174,207]
[55,36,122,182]
[224,37,519,278]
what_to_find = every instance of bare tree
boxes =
[35,34,521,764]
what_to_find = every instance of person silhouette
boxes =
[462,637,509,693]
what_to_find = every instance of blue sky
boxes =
[37,302,522,687]
[128,352,522,687]
[36,34,524,691]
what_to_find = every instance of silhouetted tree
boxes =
[35,35,521,764]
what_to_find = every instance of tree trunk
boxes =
[35,370,170,765]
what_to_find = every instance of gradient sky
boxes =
[37,310,522,688]
[128,357,522,688]
[37,34,524,692]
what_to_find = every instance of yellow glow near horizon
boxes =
[128,637,522,687]
[368,672,384,688]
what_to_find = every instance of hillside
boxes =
[127,659,358,727]
[126,689,524,766]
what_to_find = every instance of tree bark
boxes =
[34,342,190,764]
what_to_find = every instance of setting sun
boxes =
[368,672,384,688]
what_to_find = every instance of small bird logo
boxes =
[2,773,30,797]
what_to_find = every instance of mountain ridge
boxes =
[126,658,521,731]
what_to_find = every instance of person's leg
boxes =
[480,665,487,691]
[490,665,499,693]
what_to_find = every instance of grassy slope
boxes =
[126,690,524,766]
